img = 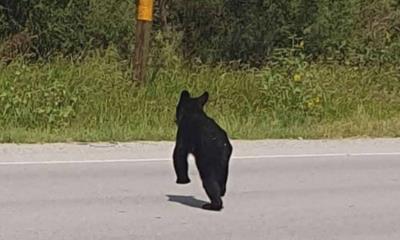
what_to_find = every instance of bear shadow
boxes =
[166,194,208,209]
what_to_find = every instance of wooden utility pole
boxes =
[133,0,154,83]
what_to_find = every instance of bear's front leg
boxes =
[173,145,190,184]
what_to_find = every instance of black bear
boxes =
[173,90,233,211]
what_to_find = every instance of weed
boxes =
[1,47,399,142]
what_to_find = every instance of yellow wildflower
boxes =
[293,73,301,82]
[299,40,304,49]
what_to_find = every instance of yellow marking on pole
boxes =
[137,0,154,21]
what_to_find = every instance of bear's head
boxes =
[175,90,209,124]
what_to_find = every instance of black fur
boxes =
[173,90,233,211]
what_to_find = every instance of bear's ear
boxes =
[180,90,190,101]
[197,91,209,106]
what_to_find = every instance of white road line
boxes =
[0,152,400,166]
[235,152,400,159]
[0,158,170,165]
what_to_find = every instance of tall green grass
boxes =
[1,47,399,143]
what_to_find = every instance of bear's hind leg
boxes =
[220,143,232,197]
[219,165,229,197]
[202,178,223,211]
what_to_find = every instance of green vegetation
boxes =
[0,0,400,142]
[1,47,399,142]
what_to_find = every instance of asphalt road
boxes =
[1,139,400,240]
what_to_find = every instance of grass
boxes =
[1,49,400,143]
